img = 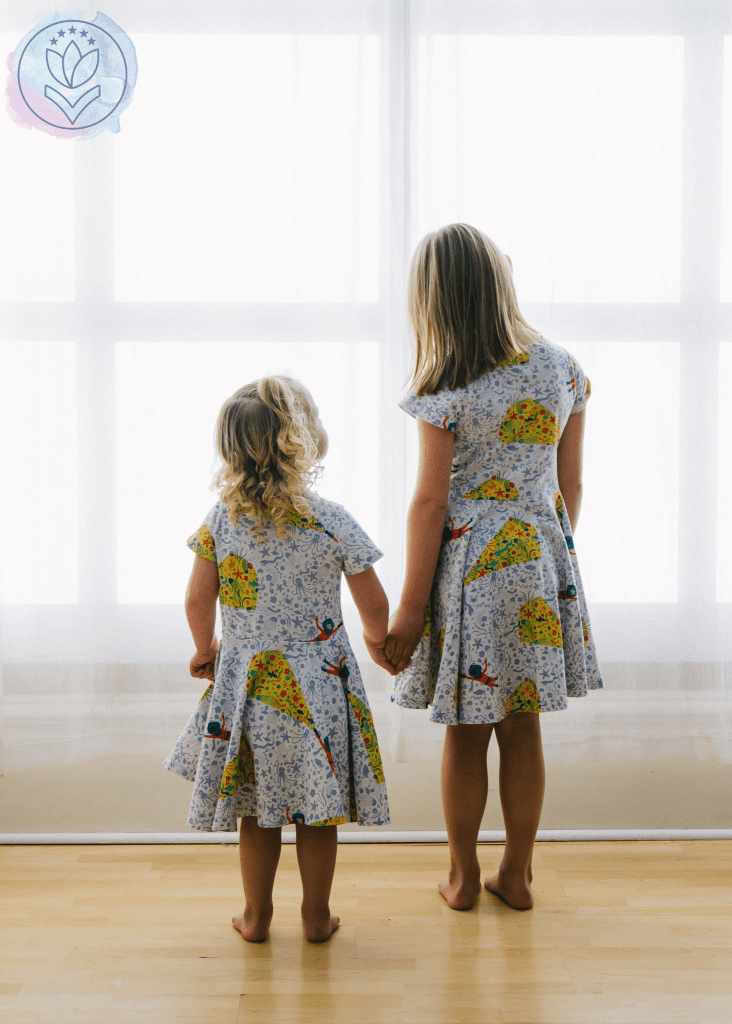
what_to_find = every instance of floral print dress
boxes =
[392,335,603,724]
[164,497,390,831]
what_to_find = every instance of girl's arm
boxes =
[386,419,454,674]
[345,567,393,675]
[557,410,585,530]
[185,555,220,680]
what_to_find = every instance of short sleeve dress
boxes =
[164,496,391,831]
[392,335,603,724]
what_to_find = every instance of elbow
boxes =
[558,475,583,499]
[411,492,449,518]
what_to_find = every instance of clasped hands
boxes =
[365,605,425,677]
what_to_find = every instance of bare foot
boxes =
[484,870,533,910]
[302,911,340,943]
[232,909,272,942]
[438,863,482,911]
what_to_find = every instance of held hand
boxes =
[385,606,426,675]
[190,638,218,681]
[364,633,396,676]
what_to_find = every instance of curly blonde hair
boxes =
[214,376,327,541]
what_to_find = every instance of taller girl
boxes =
[386,224,603,911]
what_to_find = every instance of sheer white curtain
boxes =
[1,0,730,837]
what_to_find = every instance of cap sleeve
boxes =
[399,387,461,433]
[187,507,219,563]
[569,354,592,414]
[330,506,383,576]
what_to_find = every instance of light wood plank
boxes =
[2,841,732,1024]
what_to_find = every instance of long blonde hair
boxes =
[407,223,537,395]
[214,376,327,540]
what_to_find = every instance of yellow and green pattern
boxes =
[312,814,348,827]
[581,616,589,646]
[218,553,258,609]
[348,692,385,783]
[199,681,213,703]
[286,509,337,541]
[518,597,563,648]
[219,736,255,800]
[464,519,541,584]
[499,398,558,445]
[554,491,566,524]
[496,349,530,367]
[188,524,217,562]
[423,599,431,639]
[219,754,240,799]
[505,678,541,715]
[462,476,519,501]
[246,651,315,729]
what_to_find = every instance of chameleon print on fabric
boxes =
[394,334,602,726]
[188,524,217,562]
[499,399,559,445]
[199,682,213,703]
[218,554,258,609]
[518,597,563,648]
[348,692,385,783]
[462,476,519,501]
[464,519,541,584]
[505,678,542,715]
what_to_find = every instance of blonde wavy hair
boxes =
[407,223,537,396]
[214,376,327,541]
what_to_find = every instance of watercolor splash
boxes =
[6,9,137,139]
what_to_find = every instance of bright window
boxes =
[113,35,380,303]
[0,342,78,602]
[417,35,683,303]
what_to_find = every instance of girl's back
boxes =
[394,334,603,722]
[407,334,588,506]
[190,496,379,643]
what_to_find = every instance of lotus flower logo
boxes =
[7,12,137,139]
[45,39,101,124]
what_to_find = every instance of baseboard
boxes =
[2,829,731,844]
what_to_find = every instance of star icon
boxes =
[58,29,65,37]
[68,25,77,34]
[50,36,58,45]
[88,36,96,45]
[80,29,87,38]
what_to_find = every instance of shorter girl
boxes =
[164,377,391,942]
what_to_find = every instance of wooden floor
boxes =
[1,841,731,1024]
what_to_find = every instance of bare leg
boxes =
[295,823,340,942]
[484,711,545,910]
[438,723,494,910]
[232,815,281,941]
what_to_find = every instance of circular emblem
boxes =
[8,12,136,137]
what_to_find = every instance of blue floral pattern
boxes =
[164,497,390,831]
[393,335,603,725]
